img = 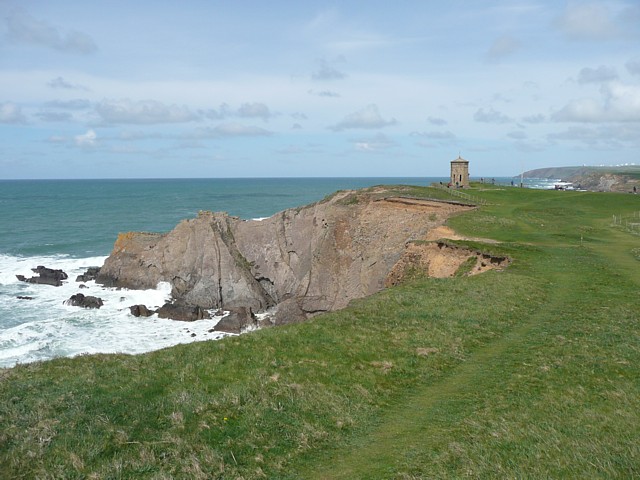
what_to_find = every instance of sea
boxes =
[0,176,556,368]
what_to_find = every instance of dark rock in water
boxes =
[129,304,155,317]
[214,307,257,333]
[16,266,68,287]
[33,266,68,281]
[16,265,68,287]
[17,296,34,300]
[78,284,88,289]
[76,266,101,283]
[64,293,104,309]
[156,303,210,321]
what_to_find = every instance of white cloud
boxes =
[308,89,341,98]
[486,35,521,61]
[627,59,640,75]
[5,10,97,54]
[522,114,546,124]
[553,82,640,122]
[410,130,456,140]
[507,131,527,140]
[194,123,273,138]
[237,102,273,121]
[47,76,89,90]
[427,116,447,126]
[352,133,396,152]
[555,2,619,40]
[0,102,26,124]
[473,108,513,124]
[75,129,97,147]
[577,65,618,84]
[95,99,199,125]
[329,104,397,131]
[311,59,347,81]
[45,99,92,110]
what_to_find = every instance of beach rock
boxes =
[97,187,475,320]
[129,304,155,317]
[156,302,210,321]
[65,293,104,309]
[16,266,68,287]
[76,266,101,283]
[213,307,257,333]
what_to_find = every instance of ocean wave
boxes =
[0,253,231,368]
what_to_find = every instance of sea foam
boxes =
[0,254,231,368]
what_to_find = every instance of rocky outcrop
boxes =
[76,267,101,283]
[17,266,68,287]
[64,293,104,309]
[213,307,257,333]
[97,188,475,321]
[156,303,211,322]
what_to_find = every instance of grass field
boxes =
[1,184,638,479]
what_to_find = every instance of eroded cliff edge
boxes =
[96,187,479,322]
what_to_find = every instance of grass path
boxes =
[296,224,639,478]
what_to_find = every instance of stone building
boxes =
[450,155,469,188]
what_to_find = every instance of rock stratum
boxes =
[97,187,503,324]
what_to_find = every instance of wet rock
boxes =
[16,266,68,287]
[156,302,211,321]
[129,304,155,317]
[76,266,101,283]
[213,307,257,333]
[17,296,34,300]
[64,293,104,309]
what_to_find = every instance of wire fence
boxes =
[430,183,488,206]
[611,212,640,236]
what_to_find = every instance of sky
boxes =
[0,1,639,179]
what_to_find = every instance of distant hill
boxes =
[521,165,640,192]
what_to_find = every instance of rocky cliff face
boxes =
[97,188,475,321]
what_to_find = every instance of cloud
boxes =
[95,99,199,125]
[37,111,72,122]
[352,133,396,152]
[427,116,447,126]
[627,59,640,75]
[548,125,640,148]
[410,130,456,140]
[0,102,26,124]
[311,59,347,81]
[5,10,97,54]
[329,104,397,131]
[555,2,619,40]
[44,99,92,110]
[486,35,521,61]
[577,65,618,84]
[47,76,89,91]
[74,129,97,147]
[552,82,640,122]
[203,103,231,120]
[308,89,341,98]
[507,131,527,140]
[473,107,513,124]
[522,114,546,124]
[237,102,273,121]
[194,123,273,138]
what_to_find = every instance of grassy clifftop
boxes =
[1,184,639,479]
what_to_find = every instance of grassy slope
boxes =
[1,185,639,479]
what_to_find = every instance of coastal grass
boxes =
[1,186,639,478]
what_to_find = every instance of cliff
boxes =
[96,187,482,322]
[522,166,640,192]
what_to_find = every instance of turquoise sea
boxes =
[1,176,553,367]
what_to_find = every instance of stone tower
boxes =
[450,155,469,188]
